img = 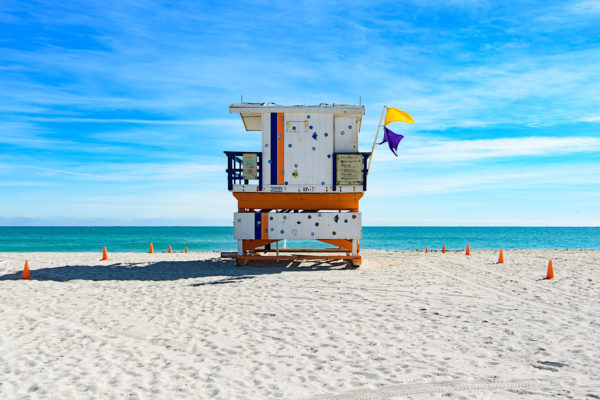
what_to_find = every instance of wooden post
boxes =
[367,106,387,175]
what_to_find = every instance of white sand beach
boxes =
[0,249,598,399]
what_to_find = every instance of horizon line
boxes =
[1,225,599,228]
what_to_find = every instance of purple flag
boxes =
[378,126,404,156]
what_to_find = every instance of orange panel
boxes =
[233,192,363,211]
[261,212,269,240]
[237,255,362,263]
[318,239,354,251]
[277,112,285,185]
[243,239,278,252]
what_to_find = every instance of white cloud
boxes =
[373,136,600,164]
[580,115,600,122]
[24,166,122,181]
[366,161,600,199]
[22,117,239,126]
[570,0,600,14]
[14,161,225,182]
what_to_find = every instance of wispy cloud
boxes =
[374,136,600,164]
[21,117,239,126]
[368,162,600,197]
[7,161,225,183]
[1,0,599,224]
[580,116,600,122]
[24,166,122,181]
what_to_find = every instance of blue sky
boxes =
[1,0,599,226]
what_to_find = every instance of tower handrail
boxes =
[224,151,262,191]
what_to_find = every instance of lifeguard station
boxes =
[225,103,369,266]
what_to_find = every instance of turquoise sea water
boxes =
[0,227,598,252]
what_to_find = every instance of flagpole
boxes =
[367,105,387,175]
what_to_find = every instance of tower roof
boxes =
[229,103,364,131]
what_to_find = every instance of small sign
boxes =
[287,120,307,133]
[242,153,257,180]
[336,154,363,186]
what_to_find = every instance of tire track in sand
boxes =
[309,377,565,399]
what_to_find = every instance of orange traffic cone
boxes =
[466,244,471,256]
[21,260,31,280]
[102,246,109,260]
[442,245,446,253]
[425,247,428,253]
[184,247,188,253]
[149,243,154,253]
[168,245,172,253]
[545,260,554,279]
[497,249,504,264]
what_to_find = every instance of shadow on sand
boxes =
[0,258,356,283]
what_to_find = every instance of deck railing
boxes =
[224,151,262,191]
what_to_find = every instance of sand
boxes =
[0,249,598,399]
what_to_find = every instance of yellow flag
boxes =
[384,107,414,125]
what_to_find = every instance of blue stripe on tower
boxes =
[270,112,277,184]
[254,212,262,240]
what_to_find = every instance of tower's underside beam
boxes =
[233,192,364,212]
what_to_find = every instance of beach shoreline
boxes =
[1,250,598,399]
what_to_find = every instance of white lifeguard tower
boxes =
[225,103,369,266]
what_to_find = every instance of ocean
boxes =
[0,226,598,252]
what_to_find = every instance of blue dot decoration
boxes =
[265,143,269,147]
[280,230,284,234]
[341,131,345,135]
[307,115,311,118]
[281,170,284,174]
[311,232,315,236]
[294,163,298,167]
[324,133,328,137]
[269,216,273,220]
[281,116,284,120]
[312,146,316,150]
[278,135,281,139]
[292,126,296,130]
[309,125,313,129]
[327,154,331,158]
[284,181,288,185]
[321,181,325,185]
[312,132,318,140]
[348,125,352,129]
[288,144,292,147]
[268,160,272,164]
